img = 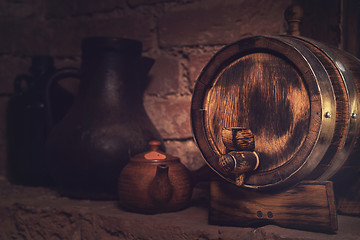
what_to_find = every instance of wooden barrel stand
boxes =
[209,180,337,233]
[191,5,360,232]
[207,126,339,233]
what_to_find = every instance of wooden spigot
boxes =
[284,4,303,36]
[219,127,259,186]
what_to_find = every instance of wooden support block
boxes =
[209,180,337,233]
[336,172,360,216]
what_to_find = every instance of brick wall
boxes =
[0,0,342,179]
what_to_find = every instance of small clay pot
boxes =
[118,140,193,214]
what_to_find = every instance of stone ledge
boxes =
[0,179,360,240]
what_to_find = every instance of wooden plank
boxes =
[209,180,337,233]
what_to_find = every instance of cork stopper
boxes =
[284,4,303,36]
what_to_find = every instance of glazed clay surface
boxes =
[118,141,193,214]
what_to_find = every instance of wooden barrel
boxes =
[191,35,360,190]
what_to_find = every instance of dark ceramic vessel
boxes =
[46,38,163,200]
[7,56,73,186]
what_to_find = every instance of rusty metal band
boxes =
[293,36,360,180]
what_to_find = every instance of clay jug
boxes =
[46,38,164,200]
[118,141,193,214]
[7,56,74,186]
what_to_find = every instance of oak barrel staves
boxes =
[191,35,360,190]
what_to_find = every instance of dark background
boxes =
[0,0,359,179]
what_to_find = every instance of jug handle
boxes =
[45,67,80,133]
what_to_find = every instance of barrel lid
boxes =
[191,35,338,190]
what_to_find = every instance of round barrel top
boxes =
[191,36,340,190]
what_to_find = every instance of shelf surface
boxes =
[0,178,359,240]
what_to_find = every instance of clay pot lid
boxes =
[131,140,178,162]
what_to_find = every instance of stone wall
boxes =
[0,0,342,180]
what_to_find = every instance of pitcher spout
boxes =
[148,164,173,205]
